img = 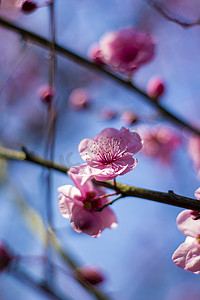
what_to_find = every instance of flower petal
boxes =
[177,210,200,237]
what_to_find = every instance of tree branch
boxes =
[0,16,200,136]
[146,0,200,28]
[1,145,200,212]
[0,145,68,173]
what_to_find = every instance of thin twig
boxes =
[44,0,57,285]
[0,17,200,136]
[10,266,71,300]
[146,0,200,28]
[96,194,124,212]
[1,145,200,212]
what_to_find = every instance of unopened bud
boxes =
[20,1,38,14]
[121,110,138,125]
[147,77,165,100]
[0,242,12,272]
[88,44,104,66]
[37,84,55,104]
[68,88,89,110]
[77,265,105,285]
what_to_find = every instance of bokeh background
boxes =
[1,0,200,299]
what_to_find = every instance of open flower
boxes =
[69,127,142,184]
[58,173,117,237]
[172,188,200,273]
[91,28,155,76]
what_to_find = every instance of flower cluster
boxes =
[58,127,142,237]
[88,28,155,76]
[172,188,200,274]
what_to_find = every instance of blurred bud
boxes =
[68,88,89,110]
[0,242,12,272]
[37,84,55,104]
[88,44,104,66]
[77,265,105,285]
[147,77,165,100]
[100,107,116,120]
[20,1,38,13]
[121,110,138,125]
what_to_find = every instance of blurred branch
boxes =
[10,181,110,300]
[146,0,200,28]
[0,17,200,136]
[0,145,68,173]
[10,266,71,300]
[2,145,200,212]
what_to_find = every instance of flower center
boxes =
[83,192,103,211]
[196,234,200,244]
[87,136,127,165]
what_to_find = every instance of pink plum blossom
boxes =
[68,127,142,184]
[139,126,181,163]
[96,28,155,76]
[188,134,200,177]
[58,173,117,237]
[172,188,200,273]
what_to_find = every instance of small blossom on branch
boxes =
[147,77,165,100]
[89,28,155,76]
[172,188,200,273]
[69,127,142,184]
[58,172,117,237]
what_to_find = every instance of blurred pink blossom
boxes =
[100,107,117,120]
[147,77,165,100]
[76,265,105,285]
[58,173,117,237]
[69,127,142,184]
[95,28,155,76]
[139,126,181,163]
[188,134,200,177]
[172,188,200,273]
[68,88,89,110]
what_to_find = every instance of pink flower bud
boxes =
[68,88,89,110]
[88,44,104,66]
[20,1,38,14]
[147,77,165,100]
[37,84,55,104]
[100,107,116,120]
[77,266,105,285]
[121,110,138,125]
[0,242,12,272]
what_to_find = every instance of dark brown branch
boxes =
[1,145,200,212]
[0,16,200,136]
[0,145,68,173]
[146,0,200,28]
[95,181,200,212]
